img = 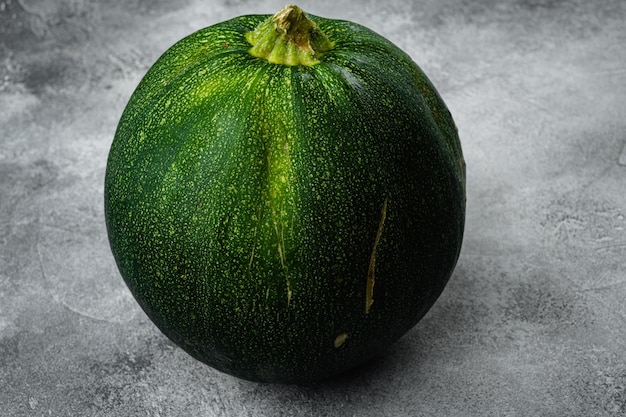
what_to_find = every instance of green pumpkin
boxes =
[104,4,465,383]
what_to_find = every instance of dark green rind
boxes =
[104,12,465,383]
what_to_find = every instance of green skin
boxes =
[104,6,465,383]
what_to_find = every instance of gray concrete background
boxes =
[1,0,625,415]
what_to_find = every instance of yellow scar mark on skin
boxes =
[276,222,292,306]
[366,197,388,314]
[334,333,348,348]
[248,203,263,270]
[264,147,293,307]
[271,186,292,306]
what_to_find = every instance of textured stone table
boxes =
[1,0,625,415]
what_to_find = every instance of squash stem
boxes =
[246,5,334,66]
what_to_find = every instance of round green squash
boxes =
[104,5,465,383]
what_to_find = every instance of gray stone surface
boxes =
[1,0,625,415]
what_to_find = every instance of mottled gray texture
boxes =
[1,0,625,415]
